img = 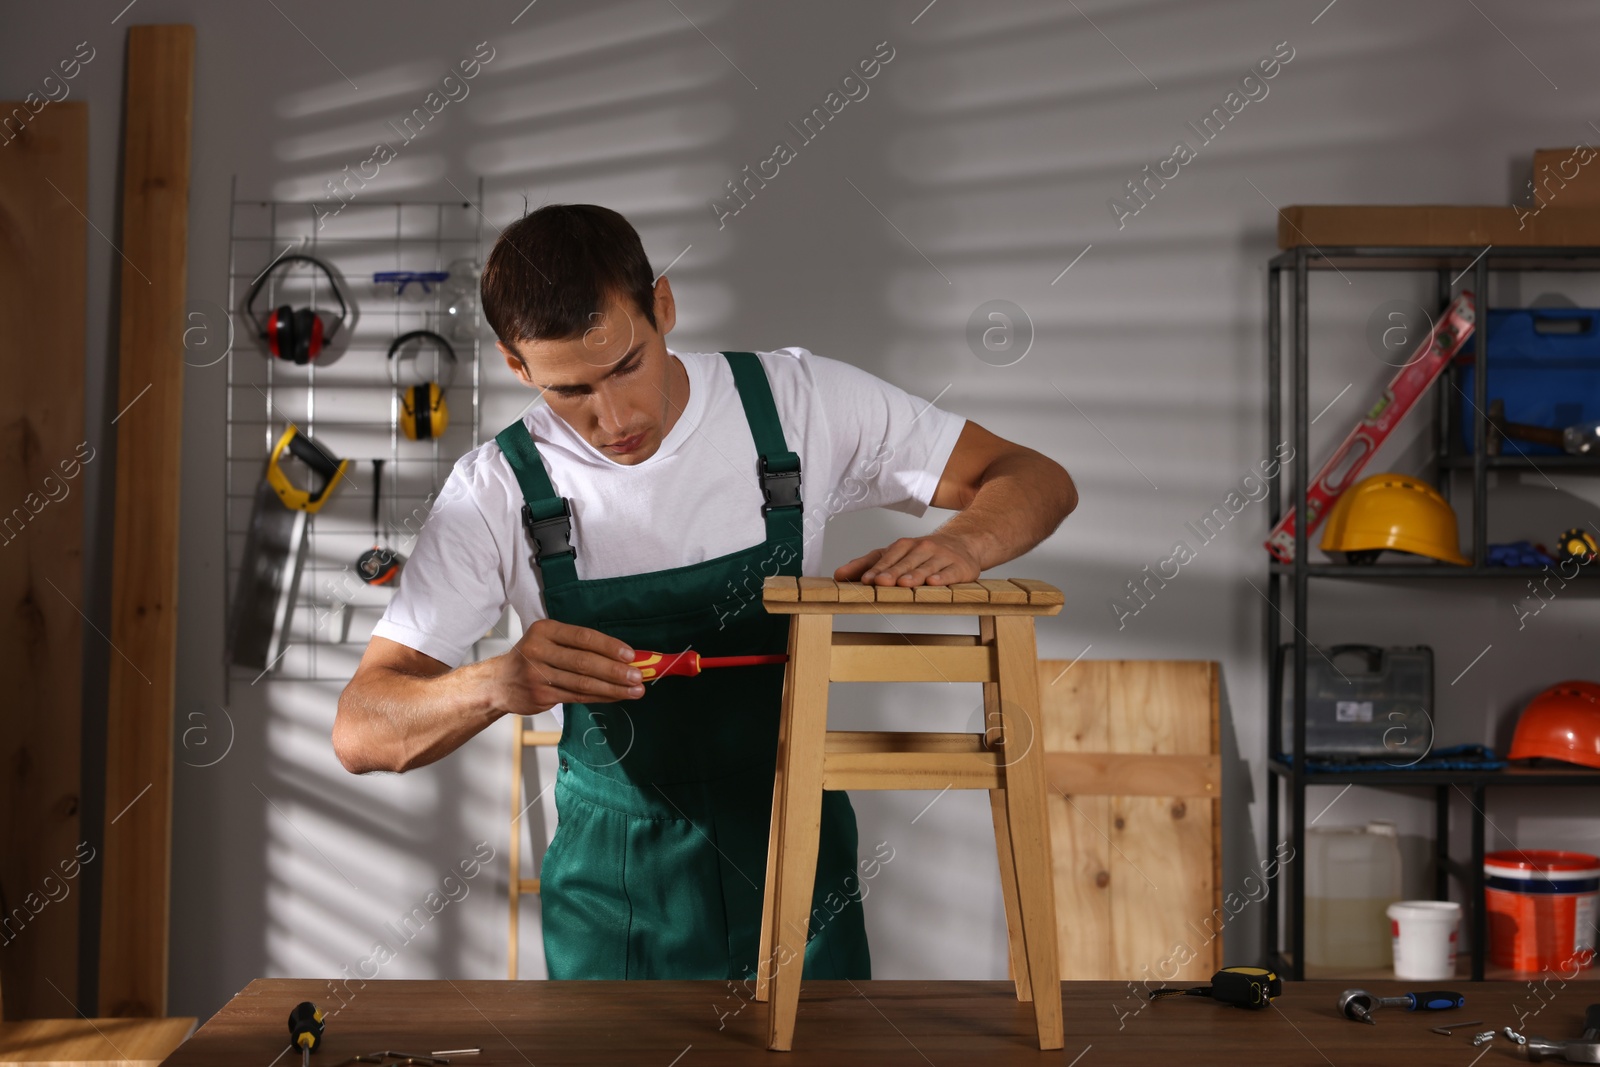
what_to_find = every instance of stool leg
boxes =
[756,616,801,1004]
[993,614,1064,1050]
[766,611,833,1052]
[982,616,1033,1003]
[989,787,1032,1002]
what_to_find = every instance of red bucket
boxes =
[1484,850,1599,973]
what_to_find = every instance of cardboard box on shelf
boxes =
[1531,146,1600,208]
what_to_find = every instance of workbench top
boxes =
[161,979,1584,1066]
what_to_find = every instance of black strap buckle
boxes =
[522,498,575,560]
[759,455,802,515]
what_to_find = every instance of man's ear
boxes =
[499,340,532,385]
[653,274,676,337]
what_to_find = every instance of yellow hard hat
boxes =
[1320,472,1470,566]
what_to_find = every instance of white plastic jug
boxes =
[1305,820,1403,970]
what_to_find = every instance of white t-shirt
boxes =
[370,346,967,669]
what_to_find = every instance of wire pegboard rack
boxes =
[223,177,491,698]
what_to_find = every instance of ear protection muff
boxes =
[244,254,350,365]
[387,330,457,441]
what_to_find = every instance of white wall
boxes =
[6,0,1600,1022]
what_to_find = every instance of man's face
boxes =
[499,276,681,466]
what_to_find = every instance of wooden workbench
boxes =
[156,979,1584,1066]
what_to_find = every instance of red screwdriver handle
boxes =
[628,650,788,680]
[630,650,701,679]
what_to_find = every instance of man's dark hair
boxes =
[481,203,658,348]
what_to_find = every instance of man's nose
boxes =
[592,385,630,436]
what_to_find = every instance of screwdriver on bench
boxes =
[288,1001,325,1067]
[628,650,786,680]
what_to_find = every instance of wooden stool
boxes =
[755,576,1066,1052]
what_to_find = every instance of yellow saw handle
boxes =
[266,425,348,513]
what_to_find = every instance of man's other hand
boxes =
[832,534,982,588]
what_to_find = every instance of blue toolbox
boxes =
[1458,308,1600,455]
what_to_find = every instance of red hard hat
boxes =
[1509,680,1600,769]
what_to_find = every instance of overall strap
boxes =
[721,351,804,546]
[494,420,578,588]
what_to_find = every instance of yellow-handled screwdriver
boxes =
[288,1001,324,1067]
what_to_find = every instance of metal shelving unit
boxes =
[222,178,488,699]
[1262,244,1600,981]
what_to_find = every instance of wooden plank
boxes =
[828,644,995,683]
[834,581,873,603]
[765,600,1059,617]
[1044,753,1219,798]
[976,578,1028,604]
[0,99,88,1023]
[0,1016,196,1065]
[1039,659,1222,982]
[1110,795,1216,982]
[831,632,978,647]
[821,731,1003,789]
[100,24,194,1021]
[763,575,799,602]
[949,581,989,602]
[911,584,952,603]
[1007,578,1063,606]
[1277,203,1600,249]
[1037,661,1112,982]
[1104,661,1219,980]
[796,577,839,601]
[872,584,913,603]
[822,753,1001,791]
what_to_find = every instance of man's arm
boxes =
[832,419,1077,587]
[334,624,646,774]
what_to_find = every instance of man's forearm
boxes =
[934,450,1077,570]
[334,656,508,774]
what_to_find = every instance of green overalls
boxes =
[494,351,872,982]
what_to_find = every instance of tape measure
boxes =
[1149,966,1282,1010]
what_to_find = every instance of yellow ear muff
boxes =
[401,382,449,441]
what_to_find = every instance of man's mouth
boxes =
[606,431,647,454]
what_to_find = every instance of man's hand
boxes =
[498,618,645,712]
[833,533,982,588]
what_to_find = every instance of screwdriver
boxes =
[288,1001,325,1067]
[1338,988,1466,1024]
[628,650,787,680]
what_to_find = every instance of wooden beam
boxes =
[100,24,194,1020]
[0,99,88,1022]
[1045,753,1220,798]
[829,643,996,683]
[821,732,1003,791]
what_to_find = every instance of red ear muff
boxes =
[244,254,349,363]
[291,308,320,364]
[267,306,292,358]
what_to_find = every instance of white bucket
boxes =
[1388,900,1461,980]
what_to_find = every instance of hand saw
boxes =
[227,425,349,670]
[1265,291,1476,563]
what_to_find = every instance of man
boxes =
[334,204,1077,983]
